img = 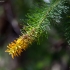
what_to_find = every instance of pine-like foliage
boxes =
[50,0,70,44]
[5,0,69,59]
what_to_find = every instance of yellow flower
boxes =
[5,34,33,59]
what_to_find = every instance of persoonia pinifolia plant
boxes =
[5,0,65,59]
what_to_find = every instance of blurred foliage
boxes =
[1,0,70,70]
[50,0,70,44]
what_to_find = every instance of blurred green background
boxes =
[0,0,70,70]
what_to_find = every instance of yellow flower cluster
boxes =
[5,34,33,59]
